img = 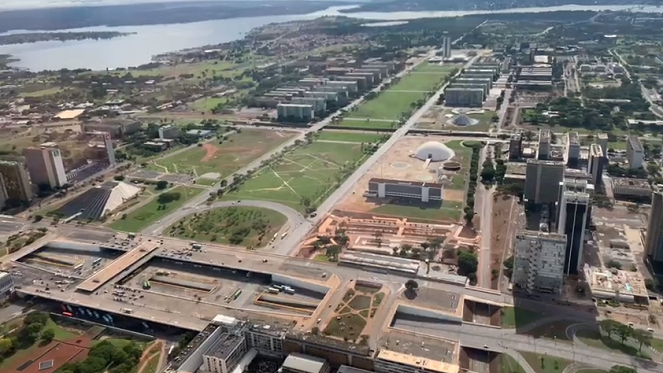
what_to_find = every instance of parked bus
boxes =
[267,287,279,294]
[281,232,288,239]
[92,258,102,265]
[232,289,242,300]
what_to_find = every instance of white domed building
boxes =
[414,141,455,162]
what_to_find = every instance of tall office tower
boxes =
[565,132,580,167]
[102,132,116,166]
[597,133,608,156]
[441,36,451,58]
[588,144,604,188]
[509,133,523,160]
[0,161,33,205]
[557,187,591,275]
[23,146,67,189]
[537,129,551,160]
[626,135,644,169]
[646,192,663,263]
[524,160,565,204]
[513,230,567,294]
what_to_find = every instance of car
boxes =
[648,328,655,333]
[483,345,488,349]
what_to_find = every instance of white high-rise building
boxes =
[513,231,567,294]
[626,135,644,169]
[557,185,591,275]
[441,36,451,58]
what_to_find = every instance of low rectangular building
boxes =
[281,353,331,373]
[374,350,459,373]
[292,97,327,114]
[611,177,651,200]
[444,88,484,107]
[367,178,443,202]
[277,104,314,121]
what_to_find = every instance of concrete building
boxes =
[346,73,374,86]
[447,83,487,98]
[509,134,523,160]
[280,353,331,373]
[517,66,553,81]
[80,120,142,139]
[513,231,567,294]
[277,104,314,122]
[441,36,451,58]
[374,350,458,373]
[298,78,326,87]
[367,178,443,202]
[23,146,67,189]
[158,124,179,140]
[292,97,327,114]
[454,77,492,90]
[524,160,565,204]
[202,327,248,373]
[354,69,383,82]
[557,186,591,275]
[588,144,604,188]
[0,272,14,300]
[444,88,484,107]
[315,86,348,100]
[565,132,580,167]
[326,80,358,93]
[337,76,367,90]
[537,129,551,160]
[611,177,651,200]
[646,191,663,263]
[627,135,644,169]
[0,160,33,204]
[304,91,338,102]
[597,133,608,156]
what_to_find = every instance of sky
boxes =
[0,0,356,10]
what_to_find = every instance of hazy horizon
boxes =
[0,0,362,11]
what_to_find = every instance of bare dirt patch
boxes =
[201,143,220,162]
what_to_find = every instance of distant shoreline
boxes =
[0,31,134,46]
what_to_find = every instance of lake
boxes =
[1,3,661,71]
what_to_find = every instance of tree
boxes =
[464,209,475,224]
[633,329,652,352]
[155,180,169,190]
[599,320,620,338]
[325,245,341,262]
[405,280,419,291]
[41,329,55,343]
[157,192,181,204]
[457,250,478,276]
[0,337,13,354]
[311,326,320,335]
[607,260,622,270]
[33,215,43,223]
[615,324,633,344]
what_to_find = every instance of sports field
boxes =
[222,141,366,211]
[110,186,203,232]
[146,129,295,178]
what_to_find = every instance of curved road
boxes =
[141,200,306,235]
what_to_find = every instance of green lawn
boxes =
[501,307,546,328]
[166,207,287,247]
[498,354,527,373]
[445,140,474,190]
[390,71,448,92]
[146,129,294,177]
[413,62,461,74]
[222,141,365,211]
[351,91,426,120]
[44,317,77,340]
[339,118,399,129]
[110,186,203,232]
[142,352,161,373]
[520,351,572,373]
[194,178,218,186]
[575,328,651,359]
[316,131,387,143]
[371,201,462,222]
[191,97,227,111]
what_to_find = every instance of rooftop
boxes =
[612,177,650,188]
[376,350,459,373]
[285,332,372,355]
[628,135,644,152]
[281,353,328,373]
[380,331,456,363]
[516,230,566,243]
[205,329,245,359]
[369,178,444,189]
[590,143,603,157]
[567,132,579,145]
[584,266,648,298]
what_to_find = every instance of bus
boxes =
[267,287,279,294]
[232,289,242,300]
[92,258,102,266]
[281,232,288,239]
